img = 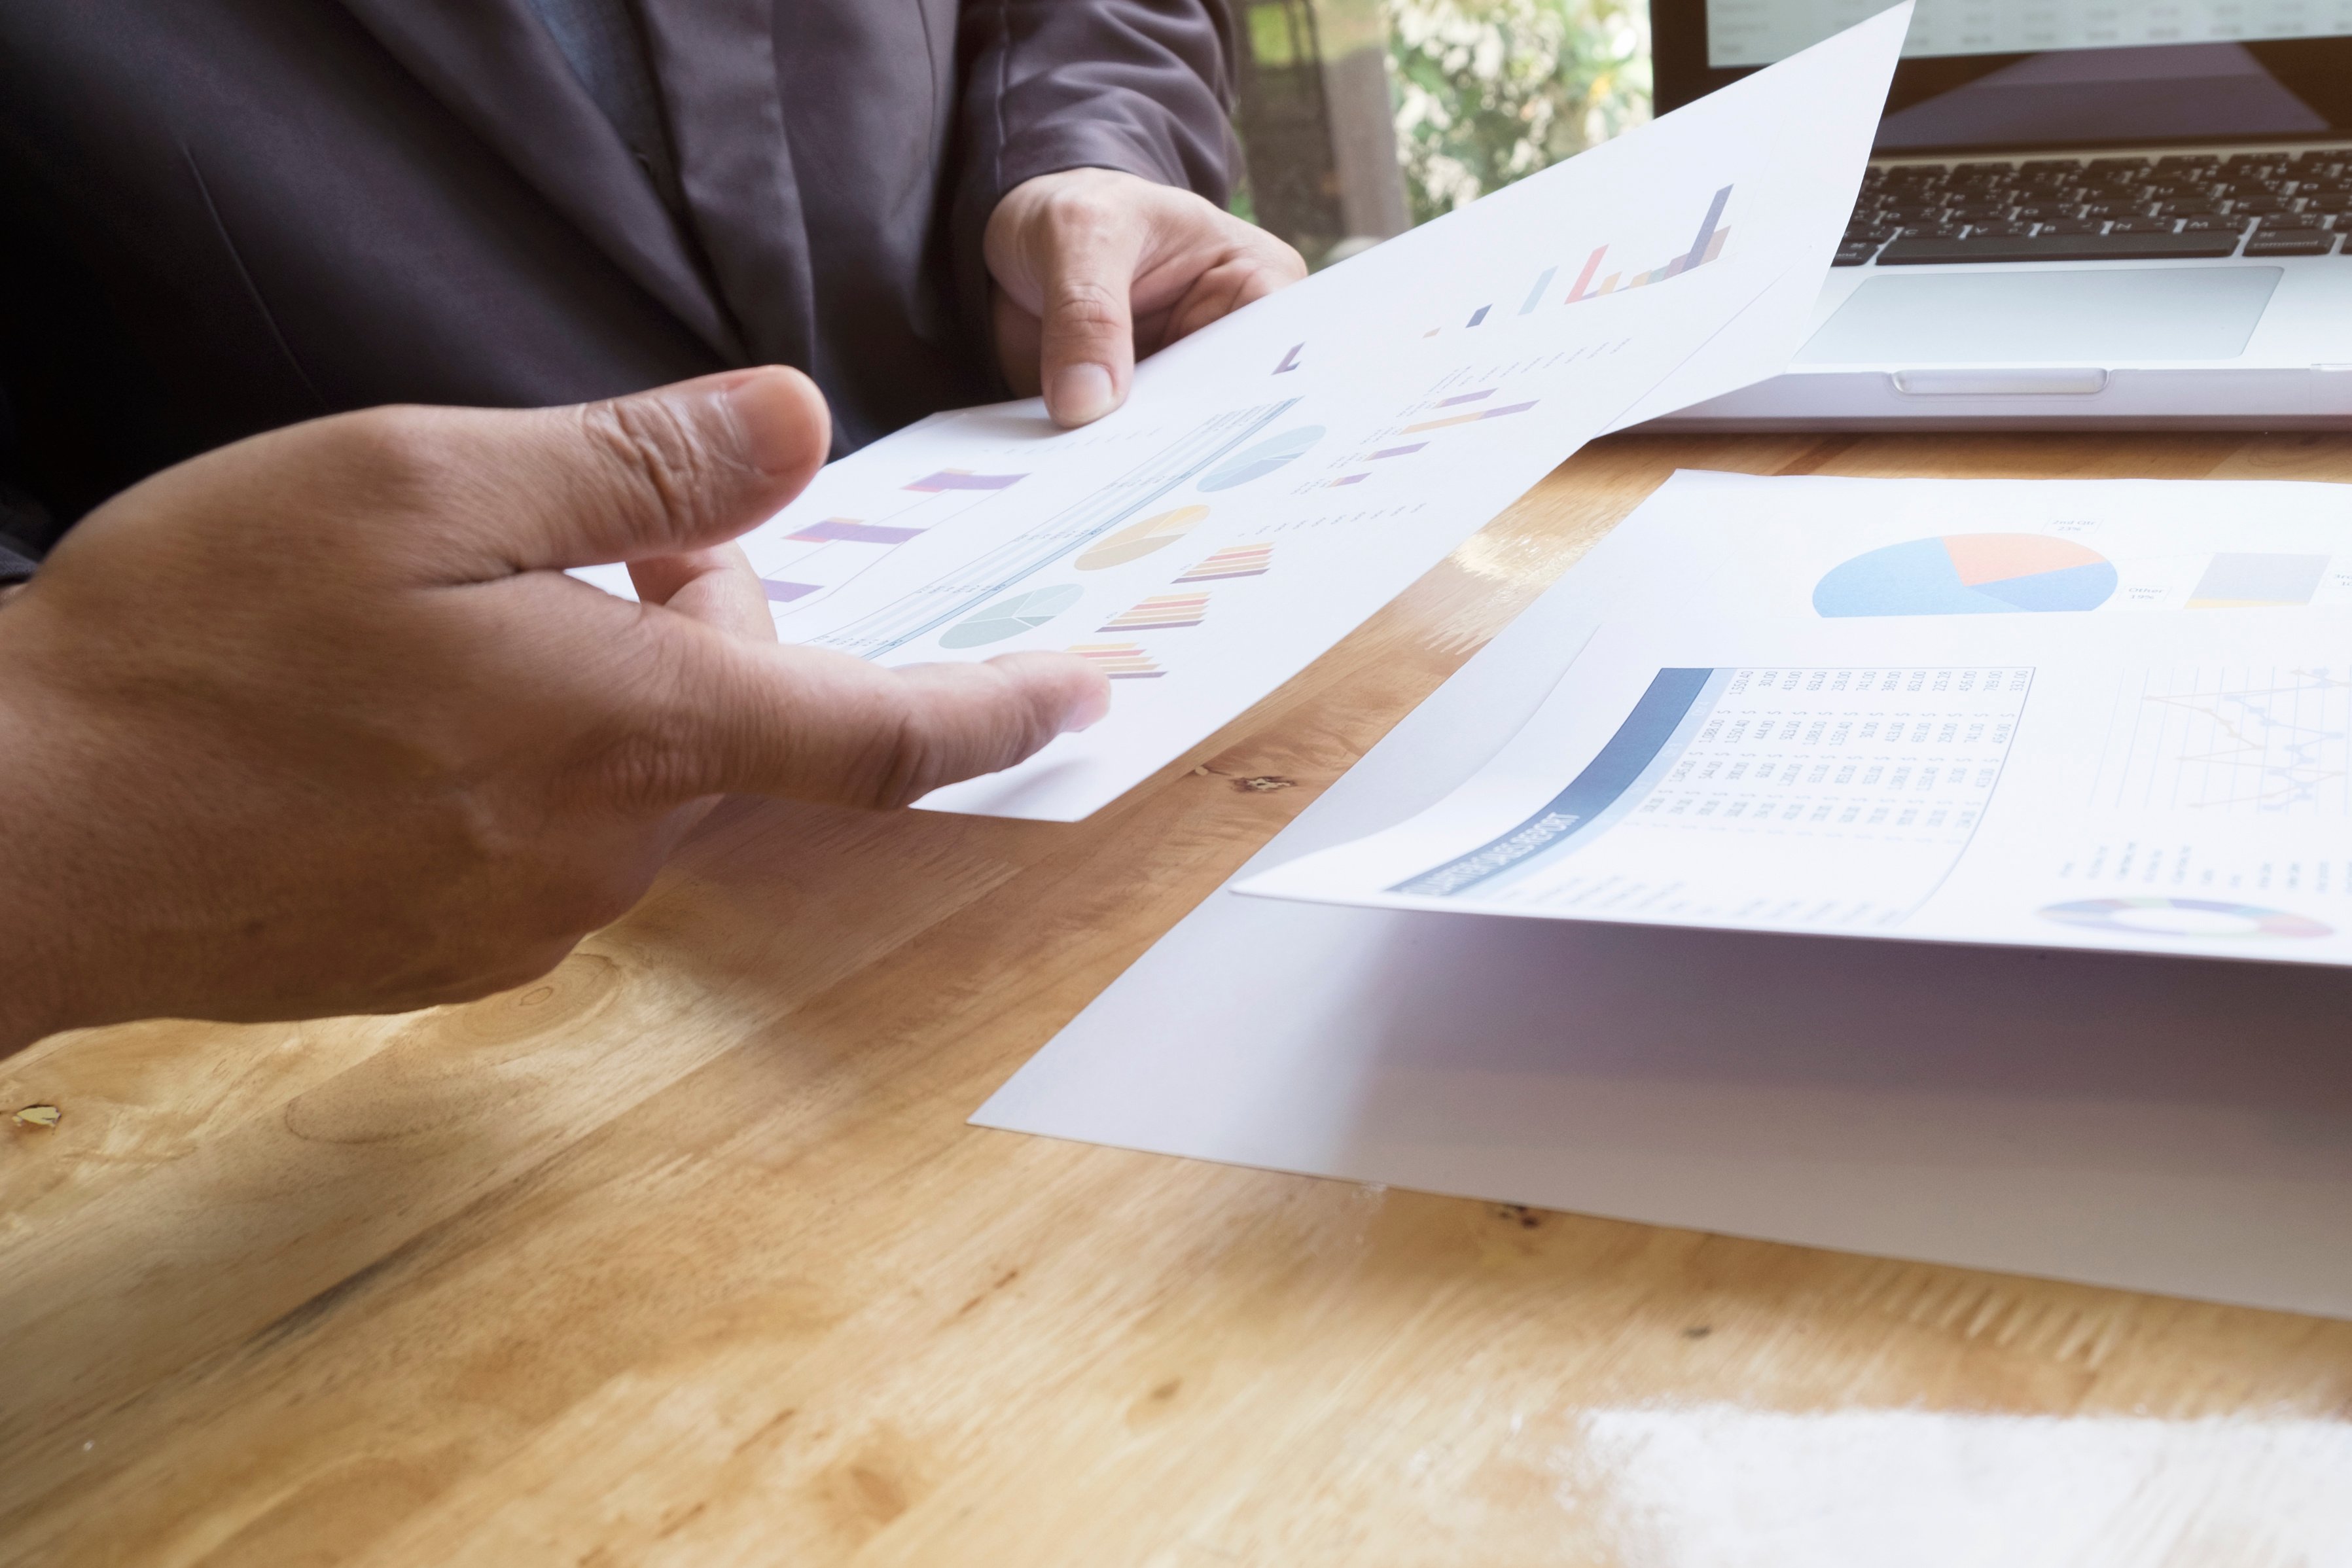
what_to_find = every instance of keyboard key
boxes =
[2086,156,2151,171]
[1963,221,2033,237]
[2179,216,2248,232]
[2106,217,2179,234]
[2020,158,2084,173]
[2245,228,2336,255]
[2033,220,2103,234]
[2230,195,2290,213]
[1878,229,2244,264]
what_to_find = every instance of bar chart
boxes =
[1427,185,1736,340]
[1564,186,1735,306]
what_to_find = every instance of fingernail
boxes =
[1049,364,1116,426]
[718,368,827,476]
[1064,680,1113,732]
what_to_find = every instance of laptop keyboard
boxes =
[1840,151,2352,266]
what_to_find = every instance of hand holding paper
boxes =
[576,6,1915,818]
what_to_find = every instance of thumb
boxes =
[631,639,1113,810]
[1039,227,1142,429]
[434,365,831,577]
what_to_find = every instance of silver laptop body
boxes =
[1648,12,2352,429]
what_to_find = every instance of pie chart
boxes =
[2039,897,2331,939]
[1199,426,1323,491]
[1813,534,2118,617]
[1077,505,1209,570]
[939,584,1083,648]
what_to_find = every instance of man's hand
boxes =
[0,368,1108,1049]
[986,168,1306,427]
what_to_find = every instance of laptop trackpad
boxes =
[1795,266,2281,365]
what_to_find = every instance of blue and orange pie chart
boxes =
[1814,533,2119,617]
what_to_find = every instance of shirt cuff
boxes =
[0,538,37,585]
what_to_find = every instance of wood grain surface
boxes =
[6,432,2350,1567]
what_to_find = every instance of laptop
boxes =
[1648,0,2352,428]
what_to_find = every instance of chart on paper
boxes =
[1239,611,2352,965]
[1389,664,2032,929]
[567,11,1913,816]
[719,307,1734,821]
[1559,472,2352,636]
[2090,664,2352,815]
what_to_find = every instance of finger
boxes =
[1145,216,1306,339]
[991,285,1046,398]
[629,543,777,645]
[623,638,1111,810]
[423,365,831,577]
[1164,251,1302,344]
[1035,209,1145,427]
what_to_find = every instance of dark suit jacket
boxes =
[0,0,1236,559]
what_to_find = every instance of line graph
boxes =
[2097,665,2352,814]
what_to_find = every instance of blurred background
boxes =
[1230,0,1652,268]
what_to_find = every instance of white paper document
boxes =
[1559,465,2352,624]
[580,7,1910,819]
[1241,612,2352,964]
[978,472,2352,1317]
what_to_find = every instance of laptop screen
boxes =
[1709,0,2352,68]
[1655,0,2352,150]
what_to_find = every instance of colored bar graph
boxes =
[1327,474,1368,487]
[787,518,923,545]
[1400,400,1537,435]
[1684,185,1732,272]
[1519,266,1557,314]
[1435,389,1496,408]
[1565,187,1734,306]
[1565,245,1607,304]
[1099,592,1209,632]
[762,580,819,603]
[1069,642,1167,679]
[1466,304,1490,327]
[1274,342,1302,374]
[1370,442,1428,459]
[1177,544,1273,582]
[904,469,1025,492]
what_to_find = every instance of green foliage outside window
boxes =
[1386,0,1653,225]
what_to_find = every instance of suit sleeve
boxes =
[957,0,1238,208]
[950,0,1240,369]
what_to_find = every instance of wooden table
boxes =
[6,431,2349,1565]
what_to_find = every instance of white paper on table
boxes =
[1556,466,2352,623]
[577,6,1912,820]
[1240,611,2352,964]
[976,471,2352,1320]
